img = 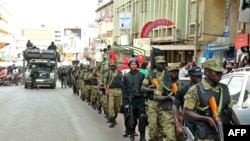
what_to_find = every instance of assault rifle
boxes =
[182,125,195,141]
[126,84,135,141]
[208,96,224,141]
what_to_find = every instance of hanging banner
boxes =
[235,33,249,49]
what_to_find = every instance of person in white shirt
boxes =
[178,61,189,78]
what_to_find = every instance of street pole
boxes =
[194,0,199,63]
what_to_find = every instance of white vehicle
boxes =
[220,67,250,125]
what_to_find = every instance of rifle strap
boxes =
[108,70,117,85]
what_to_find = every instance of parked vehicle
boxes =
[220,67,250,125]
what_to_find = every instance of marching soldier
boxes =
[172,66,203,138]
[75,63,85,100]
[84,66,94,105]
[90,64,101,109]
[153,63,185,141]
[141,55,170,141]
[183,59,240,140]
[95,63,103,114]
[104,61,123,128]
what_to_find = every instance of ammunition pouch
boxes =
[109,77,122,88]
[84,80,92,85]
[194,121,218,140]
[159,100,172,111]
[92,79,98,85]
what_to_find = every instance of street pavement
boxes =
[0,83,145,141]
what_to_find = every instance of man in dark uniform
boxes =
[183,59,241,141]
[122,58,147,141]
[172,67,202,138]
[30,65,39,90]
[60,67,68,88]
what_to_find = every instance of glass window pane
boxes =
[227,76,244,105]
[243,76,250,108]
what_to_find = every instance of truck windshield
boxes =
[29,63,54,71]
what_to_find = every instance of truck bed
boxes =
[23,49,58,60]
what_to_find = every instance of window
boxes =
[227,76,244,105]
[243,76,250,108]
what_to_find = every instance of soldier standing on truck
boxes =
[47,42,57,50]
[30,65,39,90]
[26,40,33,49]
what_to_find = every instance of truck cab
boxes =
[23,49,59,89]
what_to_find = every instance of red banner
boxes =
[235,34,249,49]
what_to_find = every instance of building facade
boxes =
[95,0,250,66]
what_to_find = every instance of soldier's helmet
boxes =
[128,58,139,66]
[204,59,224,72]
[31,64,36,69]
[168,64,179,71]
[155,56,166,63]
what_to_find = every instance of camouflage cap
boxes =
[204,59,224,72]
[155,56,166,63]
[168,64,179,71]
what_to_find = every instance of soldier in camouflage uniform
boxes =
[104,61,123,128]
[84,66,94,105]
[94,63,103,113]
[90,64,101,110]
[101,68,110,119]
[75,63,85,100]
[141,56,170,141]
[154,63,185,141]
[183,59,240,141]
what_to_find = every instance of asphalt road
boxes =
[0,83,139,141]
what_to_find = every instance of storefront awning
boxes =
[152,45,195,50]
[204,42,233,59]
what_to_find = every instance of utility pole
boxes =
[194,0,199,63]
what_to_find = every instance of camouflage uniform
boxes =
[154,63,182,141]
[104,62,123,128]
[75,64,85,99]
[90,65,101,109]
[184,59,233,141]
[143,56,167,141]
[84,67,94,104]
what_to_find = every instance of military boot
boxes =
[114,114,118,125]
[130,135,135,141]
[97,106,102,114]
[139,132,146,141]
[109,118,115,128]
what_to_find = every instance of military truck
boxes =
[23,49,59,89]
